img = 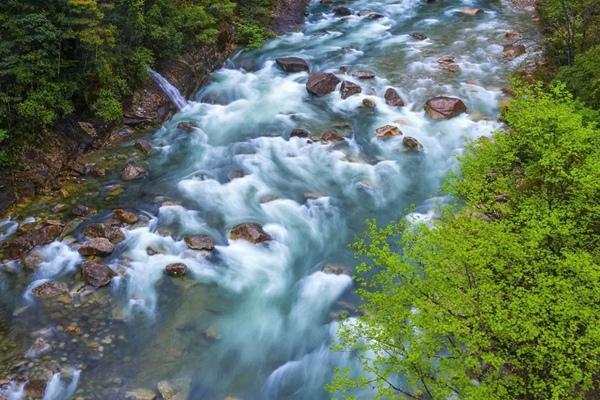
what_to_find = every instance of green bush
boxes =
[330,83,600,400]
[92,89,123,123]
[556,45,600,109]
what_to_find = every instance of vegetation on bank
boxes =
[330,2,600,399]
[0,0,274,166]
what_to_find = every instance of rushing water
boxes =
[0,1,538,399]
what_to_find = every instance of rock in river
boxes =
[306,73,341,96]
[81,261,116,287]
[184,235,215,252]
[376,125,402,140]
[122,163,146,181]
[403,136,424,152]
[503,43,526,60]
[424,96,467,120]
[32,281,68,298]
[84,222,125,244]
[114,208,139,224]
[351,70,376,80]
[229,223,272,244]
[276,57,309,73]
[384,88,405,107]
[340,80,362,99]
[6,220,65,259]
[79,238,115,256]
[165,263,188,278]
[458,7,484,16]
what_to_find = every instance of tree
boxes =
[330,84,600,400]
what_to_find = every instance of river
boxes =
[0,1,537,399]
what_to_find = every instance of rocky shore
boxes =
[0,0,311,216]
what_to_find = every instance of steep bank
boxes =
[0,0,309,215]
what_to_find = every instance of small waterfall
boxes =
[42,370,81,400]
[148,68,188,110]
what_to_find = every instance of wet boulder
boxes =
[6,220,65,259]
[122,163,146,181]
[323,264,350,275]
[165,262,188,278]
[410,32,428,41]
[424,96,467,120]
[21,251,47,272]
[184,235,215,252]
[403,136,424,152]
[340,80,362,99]
[458,7,484,16]
[351,70,376,79]
[79,238,115,256]
[135,139,154,156]
[32,281,68,298]
[84,223,125,244]
[333,7,352,16]
[177,121,197,133]
[306,73,341,96]
[81,261,116,287]
[71,204,95,217]
[438,55,460,72]
[290,128,310,138]
[320,130,346,144]
[114,209,139,224]
[384,88,405,107]
[376,125,402,140]
[503,43,526,60]
[229,223,272,244]
[125,389,158,400]
[276,57,310,73]
[25,337,52,359]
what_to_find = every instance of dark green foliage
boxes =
[330,84,600,399]
[556,45,600,109]
[0,0,274,165]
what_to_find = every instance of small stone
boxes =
[79,238,115,256]
[362,98,376,108]
[323,265,350,275]
[165,263,187,278]
[410,32,428,40]
[89,165,107,177]
[458,7,484,16]
[203,326,222,342]
[351,70,376,79]
[146,247,160,256]
[125,389,157,400]
[333,7,352,16]
[503,43,526,60]
[424,96,467,120]
[306,72,341,97]
[320,130,345,144]
[72,204,95,217]
[177,121,197,133]
[402,136,424,152]
[65,325,81,335]
[51,203,68,213]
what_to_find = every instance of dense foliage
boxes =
[0,0,273,165]
[330,84,600,399]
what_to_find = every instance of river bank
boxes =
[1,1,540,399]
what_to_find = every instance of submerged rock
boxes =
[323,264,350,275]
[229,223,272,244]
[376,125,402,140]
[32,281,68,298]
[410,32,428,40]
[503,43,526,60]
[125,389,158,400]
[165,263,188,277]
[276,57,309,73]
[184,235,215,252]
[122,163,146,181]
[458,7,484,16]
[81,261,116,287]
[306,73,341,96]
[177,121,197,133]
[384,88,405,107]
[21,251,47,272]
[351,70,376,80]
[71,204,95,217]
[320,130,346,144]
[438,55,460,72]
[340,80,362,99]
[25,337,52,359]
[78,238,115,256]
[424,96,467,120]
[135,139,154,155]
[290,128,310,138]
[114,209,139,224]
[362,98,376,108]
[333,7,352,16]
[84,223,125,244]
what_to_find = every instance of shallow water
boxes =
[0,1,538,399]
